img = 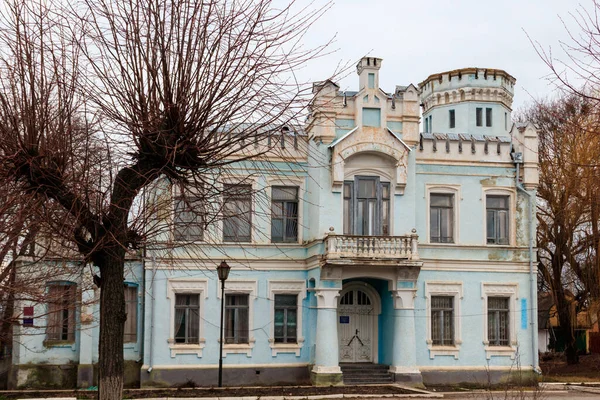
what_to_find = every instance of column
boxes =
[77,287,96,388]
[311,287,342,386]
[390,287,422,385]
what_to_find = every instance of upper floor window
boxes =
[223,184,252,242]
[225,294,249,344]
[476,107,483,127]
[343,177,390,236]
[449,109,455,129]
[46,282,76,342]
[271,187,299,243]
[486,108,493,127]
[173,195,203,242]
[124,285,138,343]
[424,116,429,133]
[486,195,509,245]
[430,193,454,243]
[274,294,298,343]
[174,294,200,344]
[431,296,454,346]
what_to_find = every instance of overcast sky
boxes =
[293,0,584,111]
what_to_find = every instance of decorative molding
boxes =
[166,279,208,358]
[391,289,417,310]
[314,288,340,309]
[481,282,519,360]
[217,280,257,357]
[267,280,307,356]
[424,281,463,359]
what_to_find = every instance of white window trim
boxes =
[217,280,257,357]
[424,281,463,359]
[219,177,259,244]
[266,177,306,244]
[267,280,306,356]
[166,279,208,358]
[426,184,461,245]
[481,187,516,246]
[481,283,519,360]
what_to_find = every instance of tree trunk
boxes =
[97,251,126,400]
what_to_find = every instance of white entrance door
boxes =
[338,287,375,362]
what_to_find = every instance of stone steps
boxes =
[340,363,393,385]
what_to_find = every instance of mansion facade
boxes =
[9,57,540,388]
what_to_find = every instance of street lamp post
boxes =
[217,260,230,388]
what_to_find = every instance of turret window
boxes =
[486,108,493,127]
[476,108,483,127]
[449,109,455,129]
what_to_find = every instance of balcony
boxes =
[324,230,419,263]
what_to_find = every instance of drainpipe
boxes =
[147,256,157,373]
[513,154,540,373]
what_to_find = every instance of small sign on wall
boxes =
[339,316,350,324]
[23,306,34,327]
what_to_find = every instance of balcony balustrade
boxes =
[324,230,419,261]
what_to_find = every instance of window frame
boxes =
[343,176,391,236]
[173,192,204,242]
[45,281,77,345]
[268,280,306,356]
[426,185,460,245]
[476,107,483,127]
[218,280,257,356]
[425,282,463,359]
[449,109,456,129]
[486,107,493,127]
[124,283,138,344]
[224,293,250,344]
[431,296,454,346]
[486,194,510,245]
[482,188,515,246]
[271,186,299,243]
[167,279,208,357]
[481,283,518,359]
[222,183,253,243]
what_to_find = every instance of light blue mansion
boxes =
[9,57,540,388]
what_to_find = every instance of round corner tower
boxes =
[418,68,515,136]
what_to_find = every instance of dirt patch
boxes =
[541,353,600,382]
[0,385,420,399]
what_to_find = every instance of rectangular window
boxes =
[449,109,455,129]
[504,112,508,131]
[174,195,203,241]
[488,297,509,346]
[343,182,353,235]
[46,283,76,341]
[124,286,137,343]
[382,182,390,235]
[430,193,454,243]
[487,195,509,245]
[174,294,200,344]
[429,115,433,132]
[424,117,429,133]
[486,108,492,127]
[274,294,297,343]
[476,108,483,127]
[368,73,375,89]
[431,296,454,345]
[223,184,252,242]
[225,294,249,344]
[362,108,381,127]
[271,187,299,243]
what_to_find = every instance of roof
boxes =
[420,132,512,143]
[419,67,516,88]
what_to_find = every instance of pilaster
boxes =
[311,287,342,386]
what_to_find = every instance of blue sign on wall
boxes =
[339,316,350,324]
[521,298,528,329]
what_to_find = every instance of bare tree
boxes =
[520,94,600,364]
[0,0,332,397]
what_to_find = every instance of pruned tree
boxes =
[520,94,600,364]
[0,0,332,397]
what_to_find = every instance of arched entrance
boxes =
[337,282,381,363]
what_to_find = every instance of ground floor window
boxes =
[431,296,454,346]
[46,282,76,342]
[174,294,200,344]
[274,294,297,343]
[124,285,138,343]
[225,294,249,344]
[488,297,509,346]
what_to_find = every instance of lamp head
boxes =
[217,260,231,281]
